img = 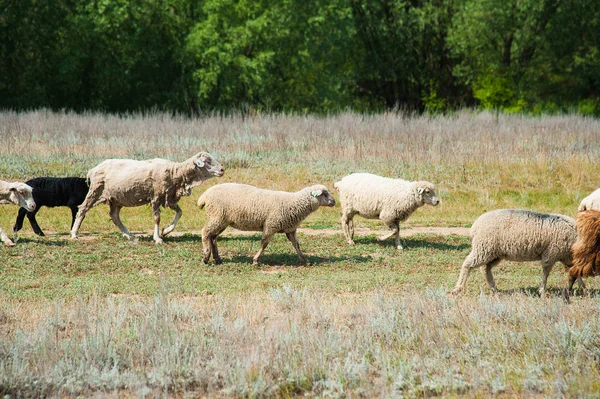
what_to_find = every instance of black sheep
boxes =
[13,177,89,236]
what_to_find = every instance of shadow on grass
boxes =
[500,286,600,298]
[168,234,262,243]
[353,235,470,251]
[220,252,373,267]
[12,237,70,246]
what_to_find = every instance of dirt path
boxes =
[174,226,470,238]
[28,226,469,241]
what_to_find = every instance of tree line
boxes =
[1,0,598,114]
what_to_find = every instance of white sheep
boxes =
[0,180,36,246]
[578,188,600,212]
[197,183,336,265]
[334,173,439,249]
[71,152,224,243]
[451,209,585,296]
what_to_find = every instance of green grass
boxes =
[1,232,469,300]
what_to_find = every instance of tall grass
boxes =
[2,109,600,226]
[2,109,600,176]
[1,289,599,397]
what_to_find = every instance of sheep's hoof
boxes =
[214,258,223,265]
[299,259,309,266]
[252,260,260,266]
[3,240,16,247]
[202,257,210,264]
[395,245,404,250]
[347,240,355,246]
[450,288,462,296]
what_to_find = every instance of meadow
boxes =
[1,110,600,397]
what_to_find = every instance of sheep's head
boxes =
[8,183,36,212]
[416,182,439,206]
[309,185,336,207]
[192,152,225,178]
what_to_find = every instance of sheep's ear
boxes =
[417,187,424,194]
[312,189,323,197]
[195,160,205,168]
[9,187,16,192]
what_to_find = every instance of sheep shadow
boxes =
[10,237,70,247]
[167,234,202,243]
[167,234,259,243]
[352,235,470,251]
[225,252,372,267]
[500,286,600,298]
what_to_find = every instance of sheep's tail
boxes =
[569,210,600,278]
[197,193,206,209]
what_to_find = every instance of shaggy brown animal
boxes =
[566,210,600,295]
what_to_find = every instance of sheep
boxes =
[70,152,224,243]
[578,188,600,212]
[13,177,89,236]
[334,173,439,249]
[0,180,36,246]
[564,210,600,298]
[451,209,585,296]
[197,183,336,265]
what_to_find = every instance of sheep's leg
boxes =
[162,204,182,237]
[286,231,308,266]
[341,210,355,245]
[210,235,222,265]
[202,221,226,264]
[451,251,484,295]
[71,181,104,239]
[378,220,401,249]
[109,203,133,240]
[69,206,78,229]
[539,260,555,297]
[151,202,163,244]
[201,229,213,264]
[13,207,27,233]
[481,258,501,293]
[27,210,45,236]
[210,226,227,265]
[0,227,15,247]
[563,275,579,303]
[253,233,274,265]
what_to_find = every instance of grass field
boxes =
[2,110,600,396]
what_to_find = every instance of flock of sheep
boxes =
[2,151,600,299]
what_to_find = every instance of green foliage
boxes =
[0,0,598,113]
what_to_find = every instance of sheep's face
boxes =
[311,186,336,207]
[417,184,439,206]
[9,183,36,212]
[194,152,225,177]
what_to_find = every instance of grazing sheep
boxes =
[0,180,36,246]
[334,173,439,249]
[578,188,600,212]
[451,209,584,296]
[71,152,224,243]
[565,210,600,297]
[13,177,89,236]
[198,183,336,265]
